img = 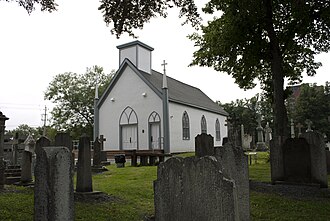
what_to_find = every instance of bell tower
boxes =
[117,41,154,74]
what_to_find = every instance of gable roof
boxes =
[98,59,228,116]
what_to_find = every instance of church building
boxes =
[95,41,228,153]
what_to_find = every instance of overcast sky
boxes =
[0,0,329,130]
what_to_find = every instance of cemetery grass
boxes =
[0,153,329,221]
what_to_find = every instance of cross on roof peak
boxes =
[161,60,168,89]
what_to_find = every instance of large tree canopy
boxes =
[190,0,330,137]
[44,66,113,138]
[5,0,201,37]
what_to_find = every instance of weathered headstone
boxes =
[256,116,267,151]
[214,143,250,221]
[54,132,74,171]
[264,122,272,147]
[0,111,9,189]
[93,138,101,167]
[76,135,93,192]
[34,146,74,221]
[296,123,303,137]
[290,119,295,138]
[271,132,328,188]
[154,157,239,221]
[195,133,214,157]
[20,150,33,183]
[300,132,327,188]
[242,134,252,150]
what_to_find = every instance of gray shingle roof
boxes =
[141,70,228,116]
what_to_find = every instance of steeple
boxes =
[161,60,170,153]
[93,76,99,141]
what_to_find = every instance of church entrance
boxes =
[119,107,139,150]
[149,111,161,150]
[121,124,138,149]
[150,123,160,149]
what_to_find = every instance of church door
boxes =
[121,125,138,149]
[119,107,139,150]
[148,111,161,150]
[150,123,160,149]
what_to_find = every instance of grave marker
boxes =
[154,157,239,221]
[34,146,74,221]
[76,135,93,192]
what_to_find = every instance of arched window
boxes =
[215,119,221,141]
[201,115,207,134]
[119,106,138,125]
[182,111,190,140]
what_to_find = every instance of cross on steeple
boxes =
[161,60,167,75]
[161,60,168,89]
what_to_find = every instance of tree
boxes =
[44,66,113,139]
[293,82,330,139]
[5,0,201,38]
[189,0,330,138]
[5,124,42,140]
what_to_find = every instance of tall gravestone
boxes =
[93,138,101,167]
[195,133,214,157]
[154,157,239,221]
[34,146,74,221]
[20,135,35,184]
[214,143,250,221]
[20,151,33,183]
[76,135,93,192]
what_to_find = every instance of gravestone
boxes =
[290,119,295,138]
[296,123,303,137]
[300,132,327,188]
[282,138,311,183]
[256,116,267,151]
[154,157,239,221]
[0,111,9,189]
[271,131,328,188]
[76,135,93,192]
[93,138,101,167]
[242,134,253,150]
[195,133,214,157]
[54,132,74,171]
[264,122,272,148]
[34,146,74,221]
[20,150,33,184]
[214,143,250,221]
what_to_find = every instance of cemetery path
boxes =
[250,181,330,201]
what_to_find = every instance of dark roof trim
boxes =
[97,59,162,108]
[169,99,229,116]
[116,40,154,51]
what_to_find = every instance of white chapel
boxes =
[95,41,228,153]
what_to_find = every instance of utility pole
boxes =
[41,106,47,136]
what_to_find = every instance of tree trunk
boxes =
[264,0,288,138]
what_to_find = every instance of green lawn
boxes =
[1,152,329,221]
